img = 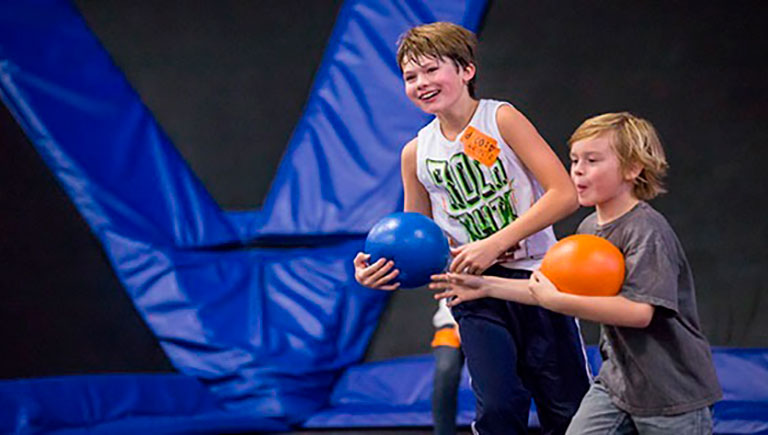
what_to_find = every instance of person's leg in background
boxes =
[432,325,463,435]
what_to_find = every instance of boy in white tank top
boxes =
[354,22,590,434]
[416,98,557,271]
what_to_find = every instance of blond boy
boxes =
[433,113,722,433]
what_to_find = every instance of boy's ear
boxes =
[462,63,477,83]
[624,162,643,181]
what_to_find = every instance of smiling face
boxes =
[570,133,637,208]
[401,56,475,115]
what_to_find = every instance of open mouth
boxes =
[419,90,440,101]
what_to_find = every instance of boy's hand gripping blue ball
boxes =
[364,212,451,289]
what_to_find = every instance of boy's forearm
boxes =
[484,276,538,305]
[547,294,654,328]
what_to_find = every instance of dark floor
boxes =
[285,430,473,435]
[264,428,542,434]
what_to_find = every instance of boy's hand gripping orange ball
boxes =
[540,235,625,297]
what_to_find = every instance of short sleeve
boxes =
[620,231,679,313]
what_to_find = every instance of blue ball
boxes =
[364,212,450,289]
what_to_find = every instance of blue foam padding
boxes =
[303,347,768,432]
[0,0,488,426]
[0,374,289,433]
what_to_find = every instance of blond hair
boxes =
[569,112,669,200]
[396,22,478,98]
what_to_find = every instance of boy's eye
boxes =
[427,67,438,73]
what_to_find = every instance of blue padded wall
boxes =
[0,0,488,429]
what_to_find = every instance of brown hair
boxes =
[569,112,669,200]
[396,22,478,98]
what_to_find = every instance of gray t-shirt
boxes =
[578,202,722,416]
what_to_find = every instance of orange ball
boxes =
[540,234,625,297]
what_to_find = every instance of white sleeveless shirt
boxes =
[416,99,556,270]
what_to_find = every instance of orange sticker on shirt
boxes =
[461,126,499,167]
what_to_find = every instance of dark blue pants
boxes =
[451,266,591,435]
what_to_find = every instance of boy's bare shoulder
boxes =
[401,137,418,157]
[495,103,540,147]
[495,102,521,124]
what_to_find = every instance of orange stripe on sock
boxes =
[431,326,460,348]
